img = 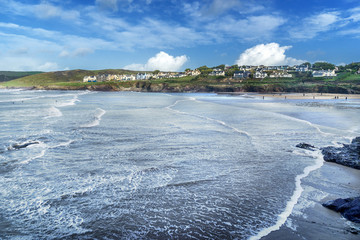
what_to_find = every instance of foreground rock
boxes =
[8,141,39,150]
[321,137,360,170]
[322,197,360,223]
[296,143,317,151]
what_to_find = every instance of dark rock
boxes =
[8,141,39,150]
[321,137,360,170]
[322,197,360,223]
[296,143,316,151]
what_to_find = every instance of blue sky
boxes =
[0,0,359,72]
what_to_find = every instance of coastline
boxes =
[263,161,360,239]
[219,92,360,100]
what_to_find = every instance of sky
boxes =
[0,0,360,72]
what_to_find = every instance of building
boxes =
[312,69,337,78]
[83,76,97,82]
[136,73,153,80]
[233,71,251,79]
[254,71,268,79]
[296,65,311,72]
[185,69,201,76]
[269,72,293,78]
[209,69,225,76]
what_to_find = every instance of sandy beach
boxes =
[260,93,360,100]
[263,161,360,240]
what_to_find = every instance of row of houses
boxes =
[233,69,336,79]
[83,67,338,82]
[83,69,201,82]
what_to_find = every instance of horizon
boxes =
[0,0,360,72]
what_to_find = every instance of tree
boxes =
[184,68,191,72]
[312,62,335,70]
[197,65,212,75]
[214,64,225,70]
[153,70,160,75]
[301,62,311,68]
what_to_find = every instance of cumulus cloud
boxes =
[236,43,305,66]
[124,51,188,71]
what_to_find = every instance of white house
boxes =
[312,69,337,78]
[233,71,251,79]
[209,69,225,76]
[83,76,97,82]
[269,72,293,78]
[296,65,311,72]
[186,69,201,76]
[136,73,153,80]
[255,71,268,79]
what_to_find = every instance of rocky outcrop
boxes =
[321,137,360,170]
[322,197,360,223]
[296,143,316,151]
[8,141,39,150]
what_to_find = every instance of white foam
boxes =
[166,98,252,138]
[20,149,46,165]
[50,140,74,149]
[16,141,48,164]
[80,108,106,128]
[45,106,63,118]
[249,150,324,240]
[55,96,80,107]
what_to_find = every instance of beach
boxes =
[260,93,360,100]
[1,90,359,239]
[264,162,360,239]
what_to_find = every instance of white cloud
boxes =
[96,0,119,11]
[236,43,305,66]
[203,0,240,17]
[2,0,80,22]
[290,12,340,39]
[38,62,59,71]
[124,51,188,71]
[205,15,286,41]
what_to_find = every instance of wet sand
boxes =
[263,162,360,239]
[260,93,360,100]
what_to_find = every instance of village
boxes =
[83,64,342,83]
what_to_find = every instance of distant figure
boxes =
[346,97,348,100]
[303,93,305,96]
[263,96,264,100]
[313,96,315,99]
[285,96,287,99]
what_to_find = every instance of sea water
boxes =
[0,90,359,239]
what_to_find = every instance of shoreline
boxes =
[219,92,360,100]
[263,159,360,239]
[2,86,360,99]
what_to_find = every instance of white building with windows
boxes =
[312,69,337,78]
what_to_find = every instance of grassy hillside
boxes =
[0,71,43,82]
[1,69,359,93]
[0,69,135,87]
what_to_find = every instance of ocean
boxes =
[0,89,359,239]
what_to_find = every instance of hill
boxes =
[1,68,360,94]
[0,71,43,82]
